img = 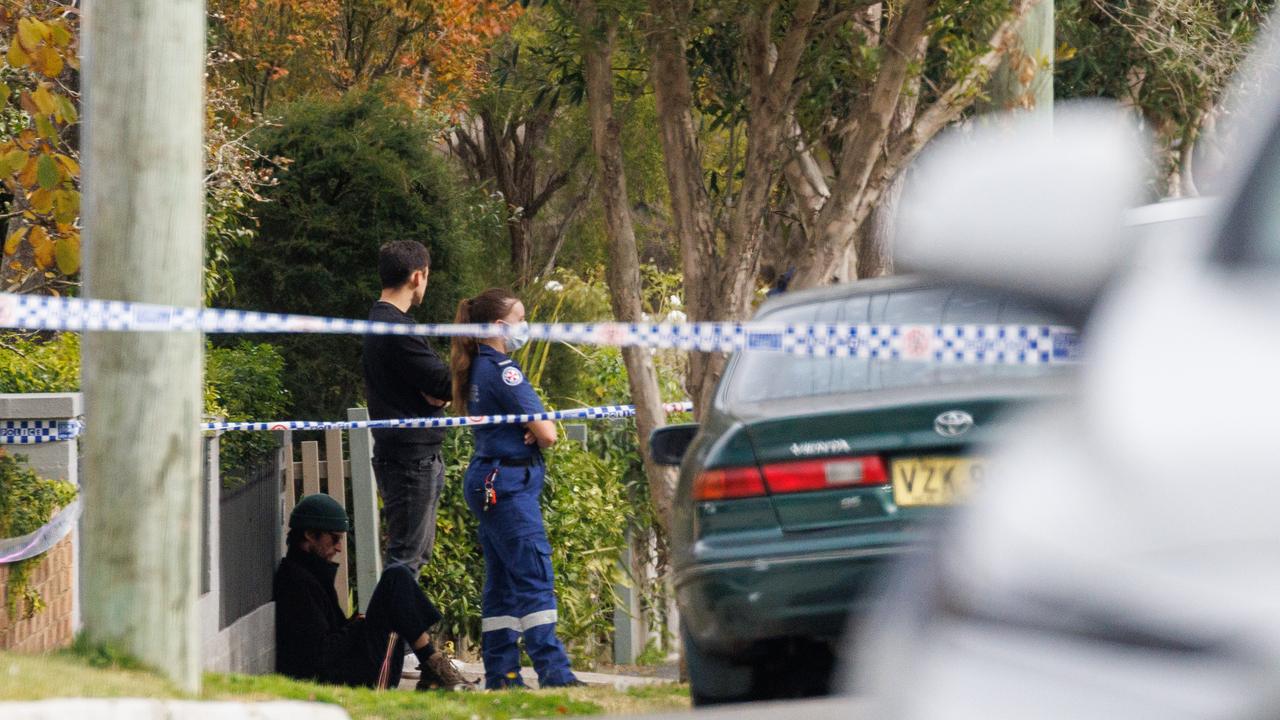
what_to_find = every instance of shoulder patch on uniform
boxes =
[501,366,524,386]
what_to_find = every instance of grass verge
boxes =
[0,650,690,719]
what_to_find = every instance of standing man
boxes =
[362,240,452,575]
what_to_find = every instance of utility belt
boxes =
[475,455,541,467]
[478,455,542,511]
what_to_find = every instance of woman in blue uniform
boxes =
[450,288,582,690]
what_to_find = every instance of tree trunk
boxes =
[645,0,723,418]
[577,0,678,532]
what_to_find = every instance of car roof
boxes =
[752,275,934,319]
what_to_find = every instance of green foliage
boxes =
[0,452,76,617]
[206,341,290,487]
[0,333,288,488]
[0,331,78,392]
[423,426,636,665]
[229,86,504,419]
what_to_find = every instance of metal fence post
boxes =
[347,407,382,613]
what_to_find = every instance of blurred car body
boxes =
[838,30,1280,720]
[651,277,1072,705]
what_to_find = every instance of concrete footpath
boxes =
[399,655,676,691]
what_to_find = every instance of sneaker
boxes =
[415,652,475,691]
[542,678,587,689]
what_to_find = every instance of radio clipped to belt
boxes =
[483,467,499,511]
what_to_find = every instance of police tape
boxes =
[203,402,695,433]
[0,402,694,445]
[0,292,1081,363]
[0,419,84,445]
[0,499,80,564]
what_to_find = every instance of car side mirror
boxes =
[649,424,700,466]
[897,102,1150,314]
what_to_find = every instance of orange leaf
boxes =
[28,187,54,214]
[29,226,53,269]
[4,226,28,255]
[38,46,63,78]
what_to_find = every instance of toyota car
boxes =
[650,277,1073,705]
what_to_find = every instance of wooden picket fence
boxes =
[278,428,353,613]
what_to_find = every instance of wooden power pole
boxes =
[81,0,206,691]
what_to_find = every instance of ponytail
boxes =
[449,288,522,415]
[450,298,476,416]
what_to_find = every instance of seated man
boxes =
[274,493,470,690]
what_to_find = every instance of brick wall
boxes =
[0,535,75,652]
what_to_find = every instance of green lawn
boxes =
[0,651,690,719]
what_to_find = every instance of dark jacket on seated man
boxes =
[274,545,384,685]
[273,493,463,690]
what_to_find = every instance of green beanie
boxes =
[289,494,350,532]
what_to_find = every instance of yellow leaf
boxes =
[53,154,79,177]
[6,39,31,68]
[0,83,9,105]
[38,47,63,78]
[28,187,54,214]
[55,95,77,124]
[31,85,57,115]
[4,227,28,256]
[54,234,79,275]
[16,18,43,53]
[49,22,72,49]
[0,149,26,177]
[29,226,53,269]
[52,190,79,225]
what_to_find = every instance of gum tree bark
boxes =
[576,0,677,530]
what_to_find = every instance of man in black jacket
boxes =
[274,494,470,690]
[362,240,452,574]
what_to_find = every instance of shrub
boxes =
[0,452,77,617]
[423,427,633,667]
[0,333,289,488]
[206,341,290,486]
[228,87,503,419]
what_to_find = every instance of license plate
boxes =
[891,456,983,506]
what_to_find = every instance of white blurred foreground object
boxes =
[897,103,1148,309]
[845,19,1280,720]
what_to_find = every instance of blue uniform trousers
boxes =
[465,460,578,689]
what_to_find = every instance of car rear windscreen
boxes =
[727,286,1070,404]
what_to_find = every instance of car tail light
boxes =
[761,456,887,495]
[693,466,767,501]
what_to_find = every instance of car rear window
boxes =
[726,286,1070,404]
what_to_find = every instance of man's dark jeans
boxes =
[372,444,445,575]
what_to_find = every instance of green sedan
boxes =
[651,276,1072,705]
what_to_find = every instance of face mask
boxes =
[502,320,530,352]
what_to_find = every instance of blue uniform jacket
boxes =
[465,345,547,539]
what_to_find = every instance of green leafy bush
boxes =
[0,333,289,487]
[228,87,503,419]
[206,341,290,487]
[0,452,77,618]
[423,427,633,667]
[0,332,79,393]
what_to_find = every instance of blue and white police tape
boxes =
[0,292,1081,363]
[0,419,84,445]
[0,499,80,565]
[203,401,695,433]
